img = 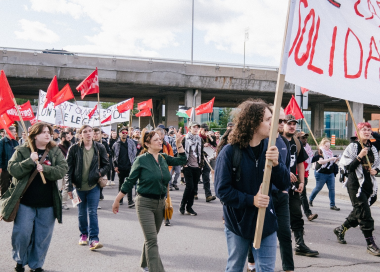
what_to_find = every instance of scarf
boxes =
[316,147,334,171]
[185,133,202,160]
[339,142,380,203]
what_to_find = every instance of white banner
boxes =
[285,0,380,105]
[37,90,130,128]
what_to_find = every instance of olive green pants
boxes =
[136,195,165,271]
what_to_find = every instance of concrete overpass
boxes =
[0,47,377,136]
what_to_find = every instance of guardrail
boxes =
[1,46,279,71]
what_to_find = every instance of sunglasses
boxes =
[121,131,128,134]
[278,119,288,124]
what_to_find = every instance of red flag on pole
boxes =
[52,84,74,107]
[7,101,35,121]
[76,68,99,99]
[301,87,309,94]
[195,97,215,115]
[0,113,15,140]
[135,108,152,117]
[88,104,98,119]
[43,76,59,108]
[117,98,134,113]
[137,99,153,110]
[284,95,304,120]
[101,114,111,124]
[0,70,16,116]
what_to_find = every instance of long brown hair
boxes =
[228,99,271,149]
[27,122,56,151]
[140,128,158,155]
[216,128,233,157]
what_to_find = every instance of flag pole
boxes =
[97,93,101,129]
[12,98,47,184]
[253,0,293,249]
[345,100,372,169]
[151,108,156,128]
[303,118,319,147]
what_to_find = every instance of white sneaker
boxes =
[110,181,116,186]
[141,268,149,272]
[106,180,111,186]
[62,203,70,210]
[97,205,101,209]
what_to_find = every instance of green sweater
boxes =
[121,152,186,196]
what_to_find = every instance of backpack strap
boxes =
[231,144,242,185]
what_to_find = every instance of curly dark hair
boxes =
[228,99,271,149]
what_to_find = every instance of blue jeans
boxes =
[309,171,335,207]
[170,165,181,187]
[224,227,277,272]
[12,204,55,269]
[76,185,100,243]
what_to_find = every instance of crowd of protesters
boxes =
[1,98,380,272]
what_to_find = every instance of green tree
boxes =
[101,102,117,109]
[219,108,233,128]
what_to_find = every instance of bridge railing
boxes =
[1,46,279,71]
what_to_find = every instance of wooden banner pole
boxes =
[12,98,47,184]
[253,0,293,249]
[151,108,156,128]
[345,100,372,170]
[303,118,319,147]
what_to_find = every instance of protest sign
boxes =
[7,101,35,121]
[285,0,380,105]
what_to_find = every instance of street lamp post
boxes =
[191,0,194,64]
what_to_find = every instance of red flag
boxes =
[7,101,35,121]
[301,87,309,94]
[52,84,74,107]
[284,95,304,120]
[117,98,134,113]
[43,76,59,108]
[88,104,98,119]
[195,97,215,115]
[137,99,153,110]
[101,114,111,124]
[0,113,15,140]
[76,68,99,99]
[30,117,37,125]
[0,70,16,116]
[135,108,152,117]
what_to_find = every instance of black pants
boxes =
[181,167,201,209]
[107,155,116,181]
[247,191,294,270]
[118,169,132,202]
[300,177,312,216]
[194,163,212,198]
[0,169,12,196]
[289,189,304,231]
[345,185,375,234]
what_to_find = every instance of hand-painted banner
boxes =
[285,0,380,106]
[7,101,35,121]
[37,90,130,128]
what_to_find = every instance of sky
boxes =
[0,0,288,67]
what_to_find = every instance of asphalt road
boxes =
[1,178,380,272]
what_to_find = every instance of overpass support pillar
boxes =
[184,89,201,124]
[311,103,324,138]
[165,95,179,128]
[347,102,363,138]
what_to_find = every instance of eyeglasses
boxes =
[279,119,288,124]
[121,131,128,134]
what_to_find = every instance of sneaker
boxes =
[62,203,70,210]
[128,200,135,208]
[169,186,174,191]
[333,225,347,244]
[141,268,149,272]
[194,195,198,200]
[79,234,88,245]
[14,263,24,272]
[110,181,116,186]
[179,206,185,215]
[180,181,186,185]
[89,241,103,251]
[106,180,111,186]
[206,196,216,202]
[367,237,380,256]
[165,219,170,226]
[97,205,101,209]
[198,180,203,184]
[309,200,313,207]
[186,208,197,216]
[330,206,340,211]
[173,185,179,190]
[307,214,318,221]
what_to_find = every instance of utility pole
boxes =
[191,0,194,64]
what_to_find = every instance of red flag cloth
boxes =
[137,99,153,110]
[284,95,304,120]
[88,104,98,119]
[301,87,309,94]
[101,114,111,124]
[43,76,59,108]
[195,97,215,115]
[52,84,74,107]
[76,68,99,99]
[0,70,16,116]
[7,101,35,121]
[135,108,152,117]
[117,98,134,113]
[30,117,37,125]
[0,113,15,140]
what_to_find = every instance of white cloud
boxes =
[30,0,82,19]
[15,19,60,43]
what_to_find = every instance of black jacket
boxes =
[66,141,110,192]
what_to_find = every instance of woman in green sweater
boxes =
[112,128,186,272]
